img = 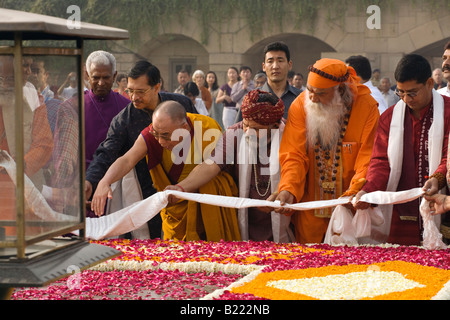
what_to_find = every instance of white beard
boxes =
[304,89,347,149]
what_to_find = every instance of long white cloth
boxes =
[86,190,349,240]
[85,186,446,249]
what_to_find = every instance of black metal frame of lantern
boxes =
[0,8,129,299]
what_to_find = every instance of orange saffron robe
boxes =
[278,85,379,243]
[142,113,241,241]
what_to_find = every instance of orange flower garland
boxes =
[230,261,450,300]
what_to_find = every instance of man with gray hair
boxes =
[379,76,400,108]
[254,72,267,88]
[84,50,130,171]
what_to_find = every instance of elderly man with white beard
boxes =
[273,58,380,244]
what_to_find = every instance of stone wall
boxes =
[108,1,450,91]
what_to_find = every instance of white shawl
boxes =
[372,89,444,242]
[106,168,150,239]
[237,122,295,243]
[325,89,447,248]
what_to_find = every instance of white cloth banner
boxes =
[86,190,350,240]
[86,187,447,250]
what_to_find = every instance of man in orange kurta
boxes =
[275,58,380,243]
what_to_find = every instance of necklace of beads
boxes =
[314,107,351,195]
[417,105,433,187]
[253,163,271,197]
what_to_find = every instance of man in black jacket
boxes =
[85,60,197,238]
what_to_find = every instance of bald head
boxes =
[151,101,189,150]
[153,100,187,125]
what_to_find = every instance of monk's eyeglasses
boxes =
[149,125,172,141]
[126,87,151,97]
[149,123,187,141]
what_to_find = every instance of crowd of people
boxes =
[1,40,450,247]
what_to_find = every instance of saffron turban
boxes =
[307,58,360,89]
[241,89,284,125]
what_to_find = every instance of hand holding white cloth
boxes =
[324,188,447,250]
[86,190,350,240]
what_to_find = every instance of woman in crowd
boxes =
[184,81,209,115]
[206,71,224,128]
[192,69,212,111]
[216,67,239,129]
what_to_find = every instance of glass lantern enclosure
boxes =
[0,46,84,256]
[0,8,128,298]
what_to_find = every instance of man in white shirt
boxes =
[432,68,447,90]
[438,41,450,97]
[345,55,388,114]
[379,77,400,108]
[57,72,78,100]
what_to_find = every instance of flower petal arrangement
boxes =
[11,239,450,300]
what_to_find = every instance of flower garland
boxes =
[231,261,449,300]
[11,239,450,300]
[11,269,242,300]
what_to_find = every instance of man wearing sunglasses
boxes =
[354,54,450,246]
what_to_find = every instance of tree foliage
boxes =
[1,0,449,48]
